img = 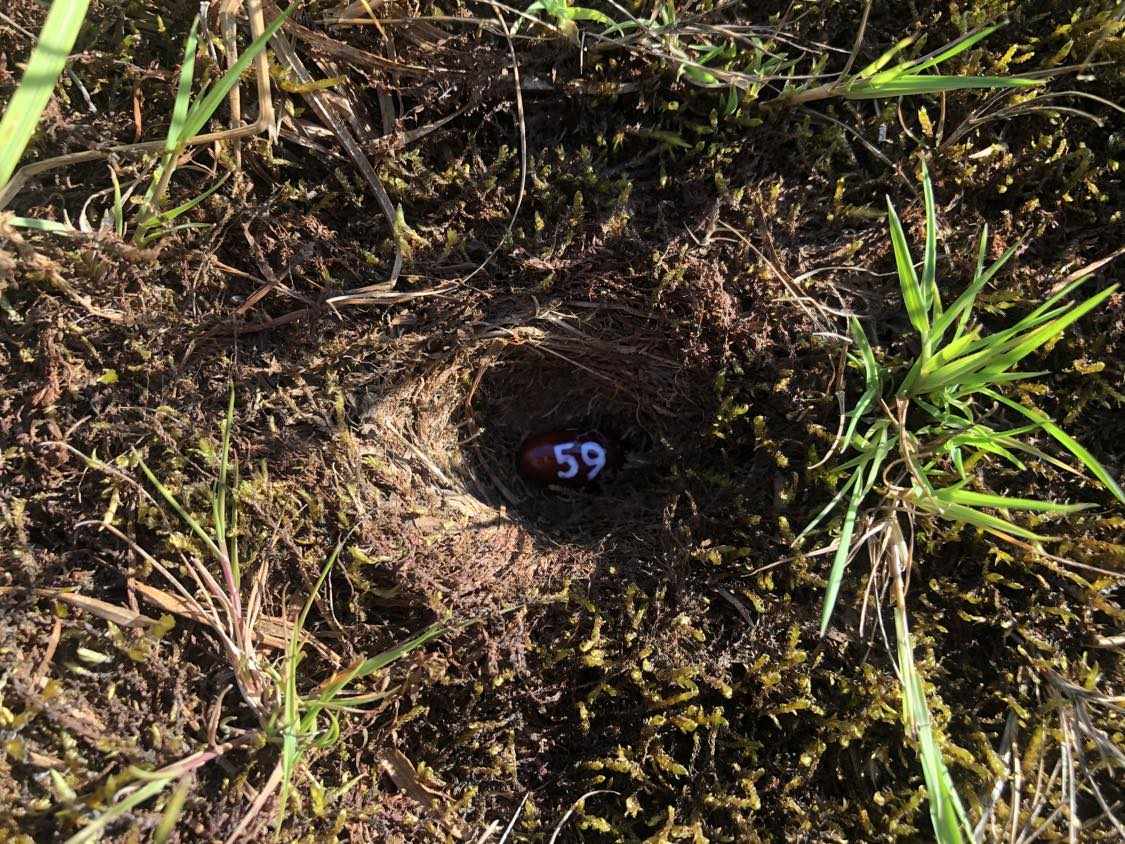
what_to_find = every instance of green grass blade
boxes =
[567,6,614,25]
[153,775,191,844]
[893,594,968,844]
[933,486,1093,513]
[827,319,885,456]
[315,619,463,702]
[948,371,1050,392]
[0,0,91,188]
[8,216,74,232]
[137,16,201,225]
[845,75,1039,99]
[1020,274,1094,324]
[951,437,1026,471]
[109,167,125,236]
[796,467,862,544]
[137,455,227,563]
[852,317,882,392]
[158,171,231,224]
[178,4,295,144]
[930,237,1021,345]
[991,435,1082,477]
[900,321,981,400]
[64,777,173,844]
[907,24,1001,75]
[167,17,200,152]
[216,384,236,585]
[803,321,884,500]
[974,284,1117,377]
[864,61,914,87]
[854,35,916,79]
[957,226,990,341]
[886,197,929,341]
[230,460,239,588]
[921,161,941,321]
[139,4,293,237]
[916,497,1047,541]
[984,390,1125,504]
[919,316,1055,389]
[915,287,1108,396]
[819,428,893,635]
[917,326,983,374]
[277,539,343,836]
[819,470,867,636]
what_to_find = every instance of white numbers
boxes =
[553,440,607,481]
[580,441,607,479]
[553,442,580,478]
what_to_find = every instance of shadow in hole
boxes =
[451,304,763,560]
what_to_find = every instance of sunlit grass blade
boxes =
[968,284,1118,378]
[800,319,884,543]
[820,428,893,635]
[959,226,990,341]
[109,166,125,236]
[168,18,199,152]
[854,35,916,79]
[312,619,463,702]
[570,6,614,25]
[845,75,1040,98]
[915,285,1115,395]
[804,159,1119,842]
[138,15,201,220]
[846,317,884,445]
[159,171,231,224]
[930,238,1022,346]
[907,23,1002,75]
[277,538,344,835]
[153,775,191,844]
[915,497,1048,542]
[941,426,1036,471]
[797,467,862,544]
[951,370,1050,389]
[886,197,929,341]
[932,486,1094,513]
[944,437,1025,472]
[819,470,867,635]
[891,557,971,844]
[983,390,1125,504]
[8,216,75,232]
[64,777,173,844]
[180,4,293,142]
[991,435,1083,477]
[137,4,294,237]
[217,384,236,585]
[0,0,91,188]
[1019,274,1096,324]
[921,161,940,321]
[137,455,227,564]
[917,316,1053,386]
[912,327,982,380]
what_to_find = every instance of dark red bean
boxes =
[517,429,623,489]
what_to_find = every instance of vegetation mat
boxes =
[1,0,1123,841]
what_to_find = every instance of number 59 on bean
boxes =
[517,429,623,489]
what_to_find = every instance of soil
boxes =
[1,0,1123,841]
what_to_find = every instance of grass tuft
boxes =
[0,0,91,189]
[803,161,1121,637]
[798,161,1121,843]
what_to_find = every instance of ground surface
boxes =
[1,0,1124,841]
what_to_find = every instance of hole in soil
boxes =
[459,306,713,546]
[354,301,731,608]
[351,301,756,612]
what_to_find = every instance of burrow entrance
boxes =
[355,300,761,608]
